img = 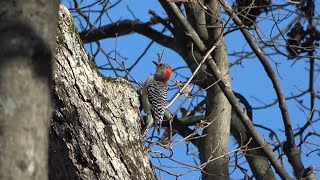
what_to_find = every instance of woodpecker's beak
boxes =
[152,61,159,66]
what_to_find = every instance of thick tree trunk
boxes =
[0,0,59,180]
[199,1,231,179]
[49,6,155,180]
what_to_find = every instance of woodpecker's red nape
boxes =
[163,65,172,83]
[152,61,172,83]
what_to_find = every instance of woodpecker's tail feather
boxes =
[142,114,154,136]
[156,120,162,135]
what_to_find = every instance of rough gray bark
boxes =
[49,6,155,180]
[0,0,59,180]
[74,1,281,179]
[197,1,232,179]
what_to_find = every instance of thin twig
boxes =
[99,47,142,88]
[166,1,291,179]
[166,42,220,109]
[219,0,304,178]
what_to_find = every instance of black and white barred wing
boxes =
[146,80,167,132]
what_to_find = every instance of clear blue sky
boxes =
[63,0,320,179]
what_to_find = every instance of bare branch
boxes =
[165,1,291,179]
[80,19,176,50]
[166,41,220,108]
[218,0,307,178]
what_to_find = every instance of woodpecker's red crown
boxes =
[153,61,172,83]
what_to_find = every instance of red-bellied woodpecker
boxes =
[141,61,172,135]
